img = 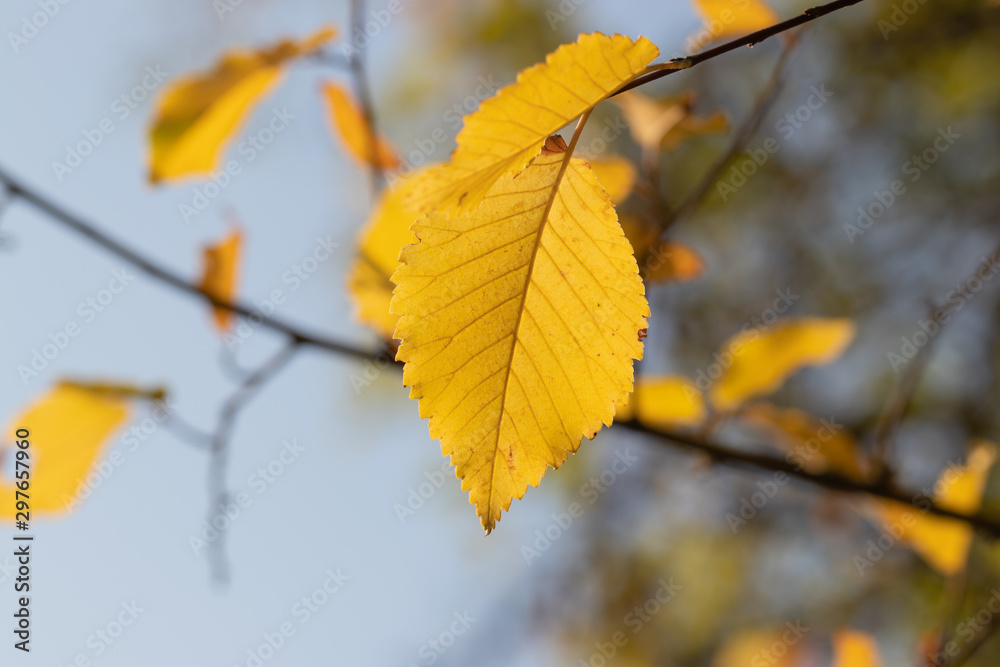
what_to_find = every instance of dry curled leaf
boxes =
[392,136,648,532]
[198,229,243,331]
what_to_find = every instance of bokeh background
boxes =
[2,0,1000,665]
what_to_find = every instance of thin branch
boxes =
[871,240,1000,479]
[617,0,870,95]
[207,339,301,583]
[663,35,798,232]
[616,418,1000,538]
[348,0,386,196]
[0,165,386,364]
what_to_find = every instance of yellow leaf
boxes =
[709,318,856,411]
[348,176,425,338]
[1,382,130,517]
[741,402,867,480]
[406,33,659,213]
[198,230,242,331]
[322,82,400,169]
[661,110,730,151]
[588,156,637,204]
[620,215,705,284]
[689,0,779,49]
[149,27,336,183]
[832,629,882,667]
[874,441,996,576]
[613,90,729,155]
[392,136,648,532]
[712,627,800,667]
[615,375,706,428]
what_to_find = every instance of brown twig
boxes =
[616,0,870,95]
[348,0,386,197]
[662,35,799,232]
[871,240,1000,481]
[207,339,300,583]
[0,165,386,364]
[616,418,1000,538]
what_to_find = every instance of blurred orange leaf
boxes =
[832,629,882,667]
[709,317,856,411]
[149,27,336,183]
[198,230,243,331]
[322,82,400,169]
[1,382,130,517]
[873,440,996,576]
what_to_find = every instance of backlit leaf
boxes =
[406,33,659,213]
[149,27,336,183]
[588,156,637,204]
[615,375,706,428]
[874,440,996,576]
[709,318,856,411]
[689,0,779,48]
[1,382,130,517]
[322,82,400,169]
[198,230,242,331]
[392,136,648,532]
[832,629,882,667]
[742,402,867,480]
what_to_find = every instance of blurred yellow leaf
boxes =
[874,441,996,576]
[613,90,729,156]
[198,230,242,331]
[661,110,730,151]
[392,137,648,532]
[1,382,130,517]
[712,627,801,667]
[406,32,659,213]
[348,177,424,338]
[832,629,882,667]
[620,215,705,284]
[709,318,856,411]
[689,0,779,49]
[322,82,400,169]
[742,402,867,480]
[588,156,637,204]
[149,27,336,183]
[616,375,706,428]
